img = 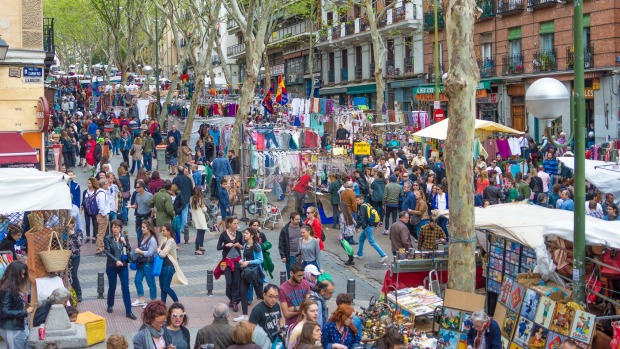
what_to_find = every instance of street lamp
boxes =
[142,65,153,92]
[0,37,9,60]
[525,80,586,304]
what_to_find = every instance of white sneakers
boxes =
[379,256,388,263]
[131,300,147,307]
[233,315,249,322]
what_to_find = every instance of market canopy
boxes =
[544,219,620,250]
[0,132,38,166]
[0,168,72,214]
[557,157,620,205]
[412,118,524,140]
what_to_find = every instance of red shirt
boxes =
[294,174,311,195]
[304,217,324,250]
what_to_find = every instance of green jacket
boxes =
[517,181,531,200]
[383,182,403,206]
[148,189,175,227]
[204,164,213,185]
[507,188,519,202]
[142,136,155,153]
[328,179,342,205]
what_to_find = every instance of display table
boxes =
[385,286,443,318]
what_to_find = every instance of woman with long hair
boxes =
[179,140,193,167]
[411,190,429,240]
[61,130,76,168]
[132,300,168,349]
[158,223,181,304]
[338,202,356,266]
[370,171,385,226]
[130,136,143,175]
[369,327,405,349]
[217,216,243,312]
[104,220,136,320]
[299,225,322,271]
[82,176,99,244]
[287,299,319,349]
[304,207,324,250]
[84,133,96,173]
[148,171,164,194]
[321,304,359,349]
[0,261,34,349]
[132,219,158,308]
[190,186,208,255]
[293,322,322,349]
[135,167,150,189]
[165,302,191,349]
[236,228,265,322]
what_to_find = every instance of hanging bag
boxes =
[586,265,603,304]
[39,231,72,273]
[602,250,620,278]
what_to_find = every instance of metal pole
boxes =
[155,7,162,124]
[280,271,287,286]
[572,0,586,305]
[240,123,249,222]
[347,279,356,301]
[207,270,214,295]
[433,0,440,101]
[97,272,104,299]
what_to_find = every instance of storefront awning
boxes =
[0,132,38,166]
[347,83,376,95]
[412,81,490,95]
[319,86,347,96]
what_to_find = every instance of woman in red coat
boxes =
[84,134,96,173]
[304,207,324,250]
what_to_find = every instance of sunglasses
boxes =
[172,313,185,319]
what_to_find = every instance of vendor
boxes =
[369,327,405,349]
[466,310,501,349]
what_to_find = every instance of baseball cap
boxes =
[304,264,322,276]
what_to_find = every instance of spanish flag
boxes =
[262,87,275,114]
[275,75,289,105]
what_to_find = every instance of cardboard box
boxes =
[76,311,106,346]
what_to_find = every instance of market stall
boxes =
[411,118,524,141]
[557,156,620,205]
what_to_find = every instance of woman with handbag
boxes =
[190,186,208,255]
[299,225,322,272]
[411,190,429,240]
[132,219,158,308]
[235,228,265,322]
[0,261,34,349]
[338,203,356,266]
[304,207,324,251]
[217,216,244,312]
[118,166,131,225]
[157,223,180,304]
[104,219,137,320]
[130,136,144,175]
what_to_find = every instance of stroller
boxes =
[205,199,221,233]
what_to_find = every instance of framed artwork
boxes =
[501,336,510,349]
[548,303,575,336]
[520,289,541,321]
[500,277,515,305]
[513,316,534,348]
[546,332,567,349]
[458,333,468,349]
[460,312,473,333]
[509,283,525,312]
[528,324,549,349]
[502,310,518,338]
[438,329,459,349]
[441,308,462,331]
[509,343,524,349]
[534,296,556,328]
[569,310,595,344]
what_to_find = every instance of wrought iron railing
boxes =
[496,0,525,14]
[502,54,524,75]
[328,70,335,83]
[355,65,363,80]
[227,43,246,57]
[478,57,496,78]
[532,49,557,72]
[477,0,495,20]
[423,11,445,31]
[341,68,349,81]
[566,45,594,69]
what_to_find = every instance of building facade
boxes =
[0,0,51,168]
[422,0,620,143]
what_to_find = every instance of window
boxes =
[329,52,335,70]
[405,36,413,58]
[342,49,348,68]
[356,46,362,65]
[509,39,521,58]
[540,34,554,53]
[481,43,492,61]
[327,12,334,25]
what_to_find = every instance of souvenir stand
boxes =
[0,169,74,314]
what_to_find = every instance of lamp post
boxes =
[142,65,153,95]
[525,77,586,304]
[0,37,8,60]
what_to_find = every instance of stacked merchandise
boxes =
[436,289,487,349]
[486,234,537,295]
[385,287,443,319]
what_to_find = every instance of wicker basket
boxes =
[39,231,72,273]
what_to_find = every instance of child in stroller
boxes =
[205,198,222,233]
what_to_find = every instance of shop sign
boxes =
[477,93,498,104]
[270,64,284,76]
[353,142,370,155]
[23,66,43,84]
[571,88,594,99]
[9,67,21,78]
[433,101,441,110]
[334,139,350,146]
[434,108,445,122]
[416,89,487,102]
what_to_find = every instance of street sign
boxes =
[434,108,445,122]
[433,100,441,110]
[23,66,43,84]
[353,142,371,155]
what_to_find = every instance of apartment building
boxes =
[225,9,321,98]
[316,0,424,111]
[422,0,620,143]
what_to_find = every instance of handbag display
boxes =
[152,255,165,277]
[586,267,603,304]
[602,250,620,278]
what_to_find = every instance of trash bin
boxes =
[156,145,167,171]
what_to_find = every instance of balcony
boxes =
[423,11,445,32]
[271,21,309,43]
[370,63,375,75]
[287,73,305,85]
[305,59,322,74]
[227,43,246,57]
[502,55,524,75]
[227,19,239,30]
[328,70,335,83]
[477,0,495,20]
[341,68,349,82]
[478,57,496,78]
[427,63,445,82]
[404,57,415,74]
[528,0,560,9]
[355,65,363,80]
[43,18,55,53]
[387,59,400,76]
[566,45,594,70]
[532,49,557,72]
[496,0,525,15]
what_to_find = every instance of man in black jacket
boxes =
[173,165,194,243]
[335,124,350,140]
[228,150,240,175]
[278,212,302,276]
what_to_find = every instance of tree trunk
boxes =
[444,0,480,293]
[182,66,206,144]
[215,44,232,86]
[263,51,272,93]
[364,0,386,119]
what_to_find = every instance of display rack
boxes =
[487,233,537,295]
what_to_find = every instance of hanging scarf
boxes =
[473,318,490,349]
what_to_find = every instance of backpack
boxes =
[362,204,381,225]
[85,191,101,216]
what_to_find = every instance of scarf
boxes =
[146,324,164,339]
[473,319,490,349]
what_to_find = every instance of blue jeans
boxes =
[121,199,129,222]
[135,262,157,300]
[143,151,153,171]
[285,256,296,276]
[415,219,429,239]
[106,266,132,315]
[303,260,320,272]
[130,160,142,174]
[220,205,229,220]
[113,139,120,154]
[181,204,189,228]
[357,226,386,258]
[159,265,178,304]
